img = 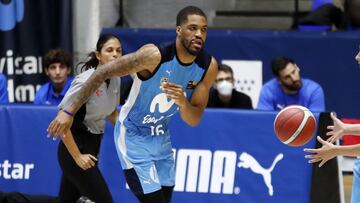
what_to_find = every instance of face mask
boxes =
[216,80,233,96]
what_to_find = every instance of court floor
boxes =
[344,173,353,203]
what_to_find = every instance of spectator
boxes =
[207,64,253,109]
[0,73,9,104]
[257,56,325,112]
[34,49,73,105]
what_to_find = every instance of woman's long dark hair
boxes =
[78,34,121,72]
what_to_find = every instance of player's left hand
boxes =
[160,82,187,107]
[326,112,346,143]
[303,136,337,167]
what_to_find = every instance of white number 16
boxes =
[150,124,165,136]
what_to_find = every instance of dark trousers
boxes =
[0,191,58,203]
[57,126,113,203]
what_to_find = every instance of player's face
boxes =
[45,62,70,87]
[96,38,122,65]
[177,14,207,56]
[278,63,302,92]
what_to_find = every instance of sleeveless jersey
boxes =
[119,42,211,136]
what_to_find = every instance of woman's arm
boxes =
[61,130,98,170]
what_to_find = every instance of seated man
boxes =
[0,73,9,104]
[207,64,253,109]
[257,56,325,112]
[34,49,73,105]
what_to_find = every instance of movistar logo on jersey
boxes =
[0,0,25,31]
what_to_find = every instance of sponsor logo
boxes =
[149,93,175,114]
[237,152,283,196]
[160,77,169,86]
[174,149,283,196]
[0,160,34,180]
[0,0,25,31]
[142,115,164,124]
[0,49,43,102]
[186,80,197,89]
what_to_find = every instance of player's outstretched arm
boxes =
[47,44,161,138]
[326,113,360,143]
[179,57,218,126]
[304,136,338,167]
[304,136,360,167]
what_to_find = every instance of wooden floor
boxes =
[344,174,353,203]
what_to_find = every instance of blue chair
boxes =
[312,0,333,10]
[297,25,331,31]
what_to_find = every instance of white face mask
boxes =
[216,80,233,96]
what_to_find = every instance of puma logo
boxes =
[237,152,284,196]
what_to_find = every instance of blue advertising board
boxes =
[0,105,320,202]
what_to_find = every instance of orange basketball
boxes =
[274,105,316,147]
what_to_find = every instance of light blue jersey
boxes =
[114,42,212,194]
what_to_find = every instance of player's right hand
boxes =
[74,154,97,170]
[326,113,345,143]
[304,136,337,167]
[47,110,74,140]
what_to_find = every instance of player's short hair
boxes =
[219,64,234,78]
[176,6,207,26]
[43,48,72,69]
[271,56,295,77]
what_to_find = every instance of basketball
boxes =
[274,105,316,147]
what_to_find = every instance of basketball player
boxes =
[47,6,218,203]
[304,49,360,203]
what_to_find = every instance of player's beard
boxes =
[181,37,201,56]
[282,80,302,92]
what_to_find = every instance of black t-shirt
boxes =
[207,88,253,109]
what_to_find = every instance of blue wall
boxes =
[102,28,360,118]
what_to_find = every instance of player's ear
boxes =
[176,26,181,35]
